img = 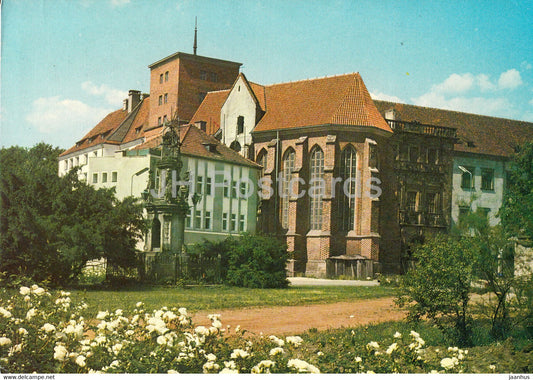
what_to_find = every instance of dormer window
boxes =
[135,126,142,134]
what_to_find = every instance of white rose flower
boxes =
[24,296,30,302]
[230,349,249,359]
[287,359,320,373]
[386,342,398,354]
[0,307,12,319]
[269,335,285,346]
[25,308,37,320]
[96,311,109,320]
[355,356,362,363]
[75,355,86,367]
[286,335,303,347]
[393,331,402,338]
[33,287,45,296]
[112,343,123,355]
[178,307,187,316]
[410,330,420,339]
[0,337,12,346]
[206,353,217,362]
[440,357,455,370]
[19,287,31,296]
[167,370,179,374]
[219,368,239,374]
[53,345,68,361]
[269,347,284,356]
[212,319,222,329]
[366,341,380,350]
[17,328,28,336]
[156,335,168,345]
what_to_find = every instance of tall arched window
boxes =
[309,146,324,230]
[339,145,357,231]
[256,149,267,179]
[280,148,295,229]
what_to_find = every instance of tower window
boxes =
[164,71,169,82]
[159,74,163,84]
[158,95,163,106]
[164,93,168,103]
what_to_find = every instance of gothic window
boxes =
[280,148,295,229]
[369,143,378,168]
[256,149,267,179]
[309,146,324,230]
[339,145,357,231]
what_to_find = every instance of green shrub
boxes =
[225,233,289,289]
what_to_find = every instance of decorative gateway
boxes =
[142,115,201,283]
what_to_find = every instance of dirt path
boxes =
[192,297,405,336]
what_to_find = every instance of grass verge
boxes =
[68,284,396,314]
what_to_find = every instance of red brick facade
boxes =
[148,52,241,128]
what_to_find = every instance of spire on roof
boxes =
[193,17,198,55]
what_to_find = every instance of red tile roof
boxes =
[254,73,392,133]
[60,109,128,156]
[122,97,151,144]
[132,124,261,169]
[374,100,533,158]
[191,72,392,135]
[190,90,229,135]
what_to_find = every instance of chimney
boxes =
[195,120,207,132]
[128,90,141,113]
[123,99,128,111]
[385,108,398,121]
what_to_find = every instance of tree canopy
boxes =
[0,143,145,286]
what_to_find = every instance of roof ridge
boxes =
[264,72,359,88]
[374,99,533,125]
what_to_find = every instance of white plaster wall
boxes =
[452,155,508,226]
[221,76,257,153]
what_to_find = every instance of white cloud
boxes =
[432,73,475,94]
[110,0,130,7]
[81,81,127,106]
[369,91,404,103]
[26,96,111,135]
[412,92,513,117]
[497,69,523,89]
[476,74,496,92]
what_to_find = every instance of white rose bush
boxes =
[0,285,493,374]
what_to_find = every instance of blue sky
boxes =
[1,0,532,149]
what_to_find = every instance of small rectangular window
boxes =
[369,144,378,168]
[210,72,218,82]
[164,93,168,104]
[409,146,419,163]
[406,191,418,212]
[399,144,408,161]
[158,95,162,106]
[102,173,108,183]
[223,181,229,197]
[231,181,237,198]
[92,173,98,184]
[427,147,438,164]
[111,172,118,182]
[204,211,211,230]
[222,212,228,231]
[159,74,163,84]
[481,168,494,191]
[194,210,202,229]
[239,182,247,198]
[163,115,167,124]
[200,70,208,81]
[461,166,475,189]
[158,117,162,126]
[196,176,203,194]
[165,71,169,82]
[206,177,212,195]
[230,214,237,231]
[239,214,245,231]
[186,209,191,228]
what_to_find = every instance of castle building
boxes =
[58,46,533,277]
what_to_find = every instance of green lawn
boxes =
[69,284,396,314]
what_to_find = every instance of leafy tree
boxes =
[500,140,533,245]
[396,234,477,346]
[0,143,145,287]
